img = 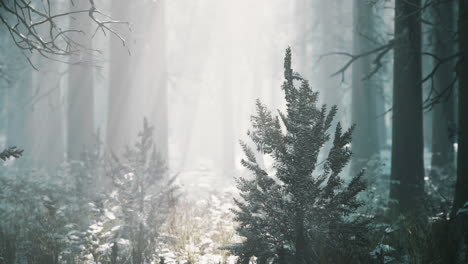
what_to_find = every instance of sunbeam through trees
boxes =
[0,0,467,263]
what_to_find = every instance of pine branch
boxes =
[0,146,24,161]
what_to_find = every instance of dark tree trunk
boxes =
[67,0,94,161]
[452,0,468,217]
[294,209,306,264]
[389,0,425,214]
[430,0,456,191]
[351,0,380,174]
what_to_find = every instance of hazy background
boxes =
[0,0,397,196]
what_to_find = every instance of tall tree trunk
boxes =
[221,60,235,179]
[318,0,343,113]
[390,0,425,214]
[149,0,168,161]
[30,57,64,169]
[375,2,391,150]
[452,0,468,216]
[430,0,456,193]
[0,78,6,143]
[351,0,380,174]
[448,0,468,253]
[7,64,33,166]
[28,1,66,168]
[0,29,8,144]
[376,92,388,148]
[107,0,132,155]
[67,0,94,161]
[219,2,235,179]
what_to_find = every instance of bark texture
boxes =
[390,0,425,214]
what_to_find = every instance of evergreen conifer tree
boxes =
[228,48,369,264]
[107,118,177,264]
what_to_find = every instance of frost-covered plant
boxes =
[0,166,88,263]
[160,190,240,264]
[0,121,177,264]
[228,48,369,264]
[106,118,177,264]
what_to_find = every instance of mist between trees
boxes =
[0,0,468,263]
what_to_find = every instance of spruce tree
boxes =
[228,48,368,264]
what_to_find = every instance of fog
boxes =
[1,0,464,263]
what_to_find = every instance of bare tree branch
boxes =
[0,0,129,66]
[318,39,394,82]
[325,21,460,112]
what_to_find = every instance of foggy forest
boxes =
[0,0,467,263]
